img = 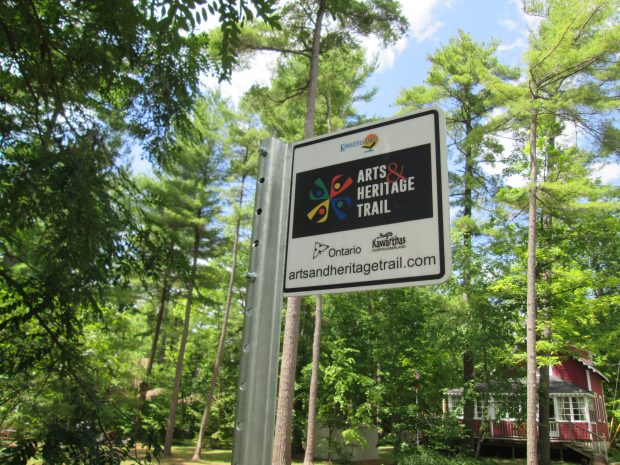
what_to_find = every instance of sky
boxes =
[140,0,619,185]
[210,0,535,112]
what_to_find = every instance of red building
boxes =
[445,351,610,463]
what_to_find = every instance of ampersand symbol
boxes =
[386,162,407,184]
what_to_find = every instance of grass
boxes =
[23,443,577,465]
[121,446,334,464]
[119,445,532,465]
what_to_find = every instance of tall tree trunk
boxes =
[538,341,550,465]
[193,172,248,460]
[526,97,539,465]
[475,346,491,458]
[538,132,555,465]
[303,295,323,465]
[274,2,325,464]
[303,0,325,139]
[462,128,476,449]
[158,302,169,364]
[463,351,476,446]
[139,271,170,405]
[163,227,200,456]
[272,297,303,465]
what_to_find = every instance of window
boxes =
[549,399,555,421]
[595,395,607,422]
[558,397,572,421]
[572,397,587,421]
[555,396,590,422]
[448,395,463,417]
[475,400,485,419]
[586,397,595,422]
[496,397,524,420]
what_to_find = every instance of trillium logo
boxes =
[371,232,406,252]
[312,242,362,259]
[313,242,330,259]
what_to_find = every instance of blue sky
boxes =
[355,0,531,118]
[166,0,620,185]
[209,0,534,114]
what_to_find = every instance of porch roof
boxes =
[446,377,591,397]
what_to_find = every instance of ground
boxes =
[113,445,574,465]
[20,442,585,464]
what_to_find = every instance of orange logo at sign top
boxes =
[362,134,378,150]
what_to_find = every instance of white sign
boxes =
[283,108,451,296]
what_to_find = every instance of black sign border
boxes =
[283,109,447,295]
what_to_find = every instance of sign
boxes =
[283,108,450,296]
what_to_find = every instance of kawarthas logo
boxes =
[371,231,406,251]
[307,174,354,223]
[362,133,378,151]
[340,133,379,152]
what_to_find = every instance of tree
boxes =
[145,92,233,455]
[396,29,519,449]
[240,4,407,462]
[246,46,377,140]
[191,110,265,460]
[514,2,620,462]
[0,1,279,460]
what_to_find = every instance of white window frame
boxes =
[448,394,463,418]
[553,396,592,423]
[474,400,483,420]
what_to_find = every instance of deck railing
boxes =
[473,419,606,447]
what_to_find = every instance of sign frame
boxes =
[283,108,451,296]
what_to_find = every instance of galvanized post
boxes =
[231,138,291,465]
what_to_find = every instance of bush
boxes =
[420,415,469,455]
[399,447,497,465]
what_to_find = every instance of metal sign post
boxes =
[231,138,292,465]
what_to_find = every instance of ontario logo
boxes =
[307,174,354,223]
[313,241,361,259]
[340,133,379,153]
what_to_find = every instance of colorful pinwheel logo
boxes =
[307,174,354,223]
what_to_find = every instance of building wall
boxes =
[552,359,588,390]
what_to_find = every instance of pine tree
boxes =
[514,2,620,462]
[396,30,519,450]
[150,92,234,456]
[192,110,265,460]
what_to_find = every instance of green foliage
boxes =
[399,447,496,465]
[238,0,407,58]
[0,0,279,155]
[244,46,377,141]
[396,29,519,215]
[0,0,278,459]
[1,0,618,460]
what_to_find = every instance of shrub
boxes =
[399,447,497,465]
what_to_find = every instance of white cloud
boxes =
[363,35,409,72]
[400,0,444,42]
[499,18,519,31]
[505,173,528,188]
[360,0,444,74]
[201,51,279,104]
[592,162,620,185]
[556,122,578,148]
[498,37,527,53]
[508,0,543,32]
